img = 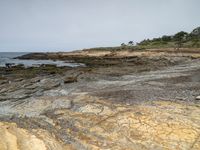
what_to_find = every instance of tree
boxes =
[173,31,188,49]
[192,38,200,48]
[161,35,171,42]
[191,27,200,37]
[121,43,126,46]
[139,39,149,45]
[153,38,162,41]
[128,41,134,46]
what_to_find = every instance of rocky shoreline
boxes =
[0,48,200,149]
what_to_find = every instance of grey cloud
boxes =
[0,0,200,52]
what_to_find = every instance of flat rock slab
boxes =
[1,95,200,150]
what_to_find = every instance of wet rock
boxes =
[0,80,7,85]
[30,77,41,83]
[26,84,38,90]
[0,76,7,80]
[15,52,48,60]
[64,76,77,84]
[14,78,24,82]
[0,76,7,85]
[5,63,15,68]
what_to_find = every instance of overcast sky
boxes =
[0,0,200,52]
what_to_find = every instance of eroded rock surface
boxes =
[0,122,73,150]
[0,95,200,150]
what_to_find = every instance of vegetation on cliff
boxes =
[136,27,200,49]
[84,27,200,51]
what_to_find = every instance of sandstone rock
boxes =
[0,122,73,150]
[1,94,200,150]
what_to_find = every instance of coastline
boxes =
[0,48,200,149]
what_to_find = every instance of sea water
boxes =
[0,52,83,67]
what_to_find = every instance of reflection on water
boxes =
[0,52,84,67]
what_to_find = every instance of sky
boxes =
[0,0,200,52]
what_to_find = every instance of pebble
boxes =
[196,96,200,100]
